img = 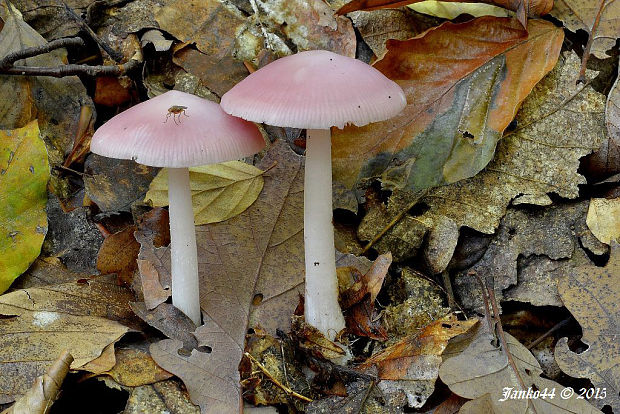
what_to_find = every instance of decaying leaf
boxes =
[454,201,606,311]
[551,0,620,59]
[408,1,513,19]
[418,50,606,237]
[332,17,563,194]
[0,121,49,293]
[586,197,620,244]
[124,378,200,414]
[439,320,600,413]
[0,276,132,403]
[1,350,72,414]
[144,161,265,225]
[359,314,477,408]
[0,2,93,166]
[554,243,620,412]
[105,347,173,387]
[291,316,346,361]
[96,225,140,285]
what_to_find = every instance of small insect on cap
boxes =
[220,50,407,130]
[91,90,265,168]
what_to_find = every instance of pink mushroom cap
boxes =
[90,90,265,168]
[220,50,406,130]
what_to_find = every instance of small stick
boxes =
[244,352,313,402]
[578,0,607,83]
[0,58,141,78]
[0,37,85,69]
[526,318,571,350]
[361,190,427,254]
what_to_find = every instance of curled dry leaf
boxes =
[333,17,563,195]
[1,350,73,414]
[0,121,49,294]
[145,161,265,226]
[0,276,132,403]
[439,319,600,413]
[291,315,346,361]
[554,243,620,412]
[359,314,477,408]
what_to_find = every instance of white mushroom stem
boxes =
[304,128,346,340]
[168,167,201,326]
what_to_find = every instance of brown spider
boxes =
[164,105,189,125]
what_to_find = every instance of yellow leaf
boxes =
[408,1,512,19]
[586,197,620,244]
[0,120,49,294]
[145,161,264,225]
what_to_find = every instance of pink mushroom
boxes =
[221,50,406,339]
[91,90,264,325]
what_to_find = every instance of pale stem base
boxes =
[304,128,346,340]
[168,167,201,326]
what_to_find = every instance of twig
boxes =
[0,37,85,69]
[0,57,141,78]
[62,1,124,63]
[470,271,495,336]
[526,317,571,350]
[578,0,608,83]
[244,352,313,402]
[361,189,427,254]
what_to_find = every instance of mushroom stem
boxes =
[168,167,201,326]
[304,128,346,339]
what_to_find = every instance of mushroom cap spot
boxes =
[90,90,265,167]
[221,50,406,130]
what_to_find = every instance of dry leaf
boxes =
[105,347,173,387]
[145,161,265,225]
[555,243,620,412]
[408,1,513,19]
[0,276,132,403]
[291,315,346,360]
[439,319,600,413]
[359,314,477,408]
[418,50,606,236]
[96,225,140,285]
[586,197,620,244]
[124,378,200,414]
[551,0,620,58]
[332,17,563,194]
[1,350,72,414]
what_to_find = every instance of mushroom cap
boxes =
[90,90,265,167]
[220,50,406,129]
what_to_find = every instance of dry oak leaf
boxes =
[551,0,620,58]
[418,49,606,235]
[1,350,72,414]
[554,243,620,412]
[359,314,477,408]
[332,17,563,194]
[0,121,48,294]
[440,320,600,413]
[0,276,132,403]
[337,0,554,27]
[145,161,265,226]
[0,2,93,166]
[149,140,305,413]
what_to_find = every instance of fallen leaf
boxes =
[144,161,265,225]
[332,17,563,194]
[554,243,620,412]
[337,0,553,25]
[359,314,477,408]
[0,121,48,293]
[124,378,200,414]
[130,302,198,354]
[11,1,89,40]
[453,201,605,311]
[84,154,159,213]
[418,50,606,236]
[586,197,620,244]
[1,350,72,414]
[291,315,346,360]
[439,319,600,413]
[0,2,93,167]
[0,276,132,403]
[340,253,392,340]
[96,225,140,285]
[105,347,173,387]
[551,0,620,58]
[408,1,512,19]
